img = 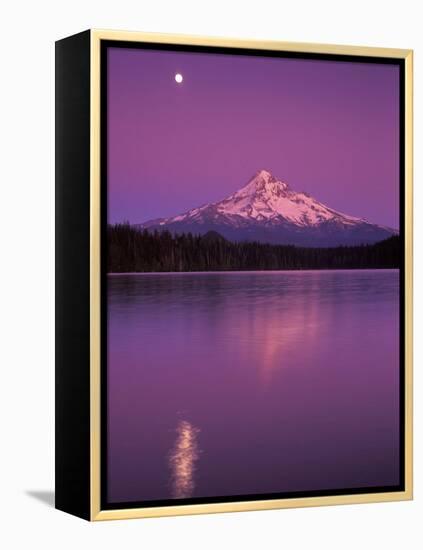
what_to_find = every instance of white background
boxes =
[0,1,421,548]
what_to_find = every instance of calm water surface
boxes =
[107,270,400,503]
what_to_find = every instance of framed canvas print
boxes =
[55,29,413,521]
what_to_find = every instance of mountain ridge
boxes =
[136,169,397,247]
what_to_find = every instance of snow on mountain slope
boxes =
[137,170,398,247]
[208,169,364,226]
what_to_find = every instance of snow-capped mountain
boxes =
[137,170,398,247]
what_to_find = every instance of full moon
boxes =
[175,73,183,84]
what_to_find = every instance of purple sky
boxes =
[107,47,399,229]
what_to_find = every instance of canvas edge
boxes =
[403,49,413,504]
[89,29,413,522]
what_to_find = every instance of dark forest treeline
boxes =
[108,224,400,272]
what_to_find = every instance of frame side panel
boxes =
[55,29,91,520]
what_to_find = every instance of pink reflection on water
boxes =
[245,298,320,387]
[169,420,200,498]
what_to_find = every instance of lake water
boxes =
[107,270,400,504]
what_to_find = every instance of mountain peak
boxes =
[239,169,289,198]
[251,169,282,185]
[256,169,274,180]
